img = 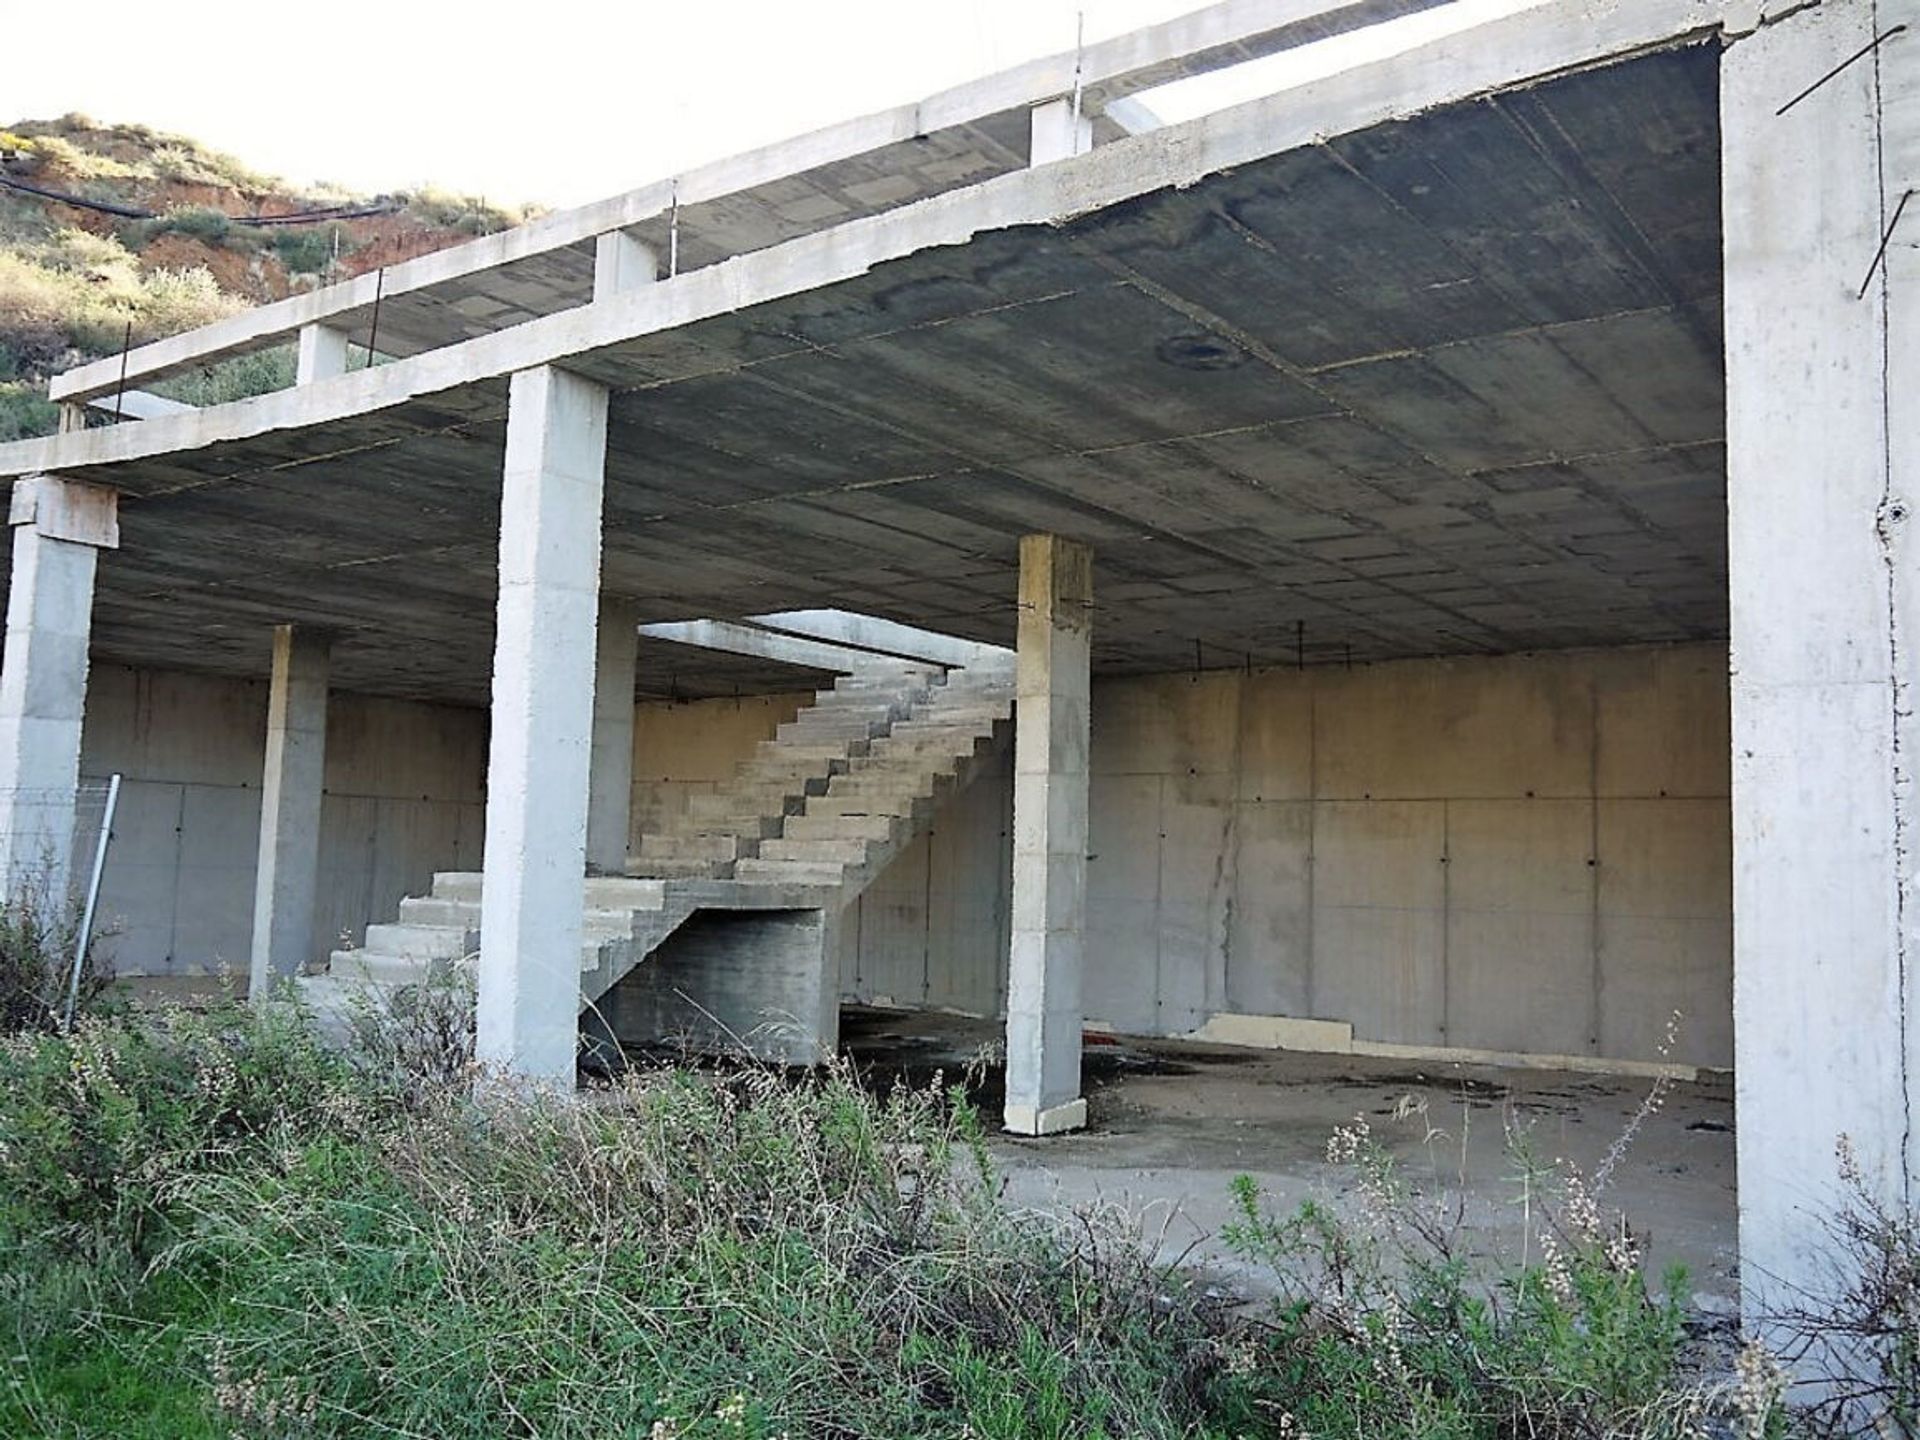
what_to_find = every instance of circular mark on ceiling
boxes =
[1154,332,1248,371]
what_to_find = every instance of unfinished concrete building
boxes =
[0,0,1908,1323]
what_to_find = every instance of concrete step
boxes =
[584,876,669,909]
[627,856,730,879]
[431,871,485,902]
[638,831,743,861]
[757,836,873,866]
[364,922,473,959]
[398,896,480,928]
[750,741,863,765]
[328,947,447,984]
[732,857,850,886]
[803,793,930,821]
[684,793,796,826]
[782,812,899,842]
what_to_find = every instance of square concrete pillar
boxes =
[593,232,660,297]
[295,323,350,384]
[1724,2,1920,1328]
[476,365,609,1086]
[1004,533,1092,1135]
[1030,97,1093,166]
[248,625,330,998]
[0,475,117,904]
[587,597,638,874]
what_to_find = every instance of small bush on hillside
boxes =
[148,343,296,407]
[0,379,58,441]
[270,221,347,277]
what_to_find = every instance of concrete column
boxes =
[476,365,609,1085]
[1004,533,1092,1135]
[295,323,350,384]
[0,475,118,903]
[587,597,638,874]
[1030,97,1092,166]
[247,625,330,998]
[56,403,85,435]
[593,232,660,297]
[1724,2,1920,1328]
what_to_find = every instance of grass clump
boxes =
[1219,1107,1711,1439]
[0,993,1235,1438]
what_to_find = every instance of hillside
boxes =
[0,115,539,440]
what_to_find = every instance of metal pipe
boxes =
[63,772,121,1031]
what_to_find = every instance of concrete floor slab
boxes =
[841,1007,1738,1308]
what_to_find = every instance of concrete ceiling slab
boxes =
[13,41,1727,706]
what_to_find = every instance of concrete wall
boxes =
[628,692,810,841]
[84,642,1729,1070]
[79,664,485,974]
[627,644,1731,1070]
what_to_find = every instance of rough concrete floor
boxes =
[839,1007,1739,1311]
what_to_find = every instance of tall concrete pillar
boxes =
[0,475,117,904]
[476,365,609,1085]
[247,625,330,998]
[587,597,638,874]
[1724,2,1920,1326]
[1004,533,1092,1135]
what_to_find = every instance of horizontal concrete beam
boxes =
[84,389,193,422]
[749,609,1011,667]
[639,618,896,674]
[46,0,1446,405]
[6,0,1731,484]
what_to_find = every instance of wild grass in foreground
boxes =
[0,999,1230,1438]
[0,984,1892,1437]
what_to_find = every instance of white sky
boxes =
[9,0,1538,210]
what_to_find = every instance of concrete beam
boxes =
[1004,533,1093,1136]
[41,0,1452,406]
[476,366,609,1085]
[1724,0,1920,1329]
[83,390,193,423]
[248,625,330,997]
[747,609,1010,667]
[640,618,882,674]
[588,598,638,874]
[0,475,118,902]
[4,0,1731,485]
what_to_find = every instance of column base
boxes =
[1003,1096,1087,1136]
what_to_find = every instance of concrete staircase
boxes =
[300,650,1014,1043]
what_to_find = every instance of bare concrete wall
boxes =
[628,693,809,844]
[623,644,1729,1070]
[79,664,485,974]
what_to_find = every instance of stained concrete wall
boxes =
[86,641,1728,1071]
[829,644,1729,1068]
[628,693,809,843]
[79,664,485,974]
[625,644,1731,1070]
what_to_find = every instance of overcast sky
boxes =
[9,0,1535,210]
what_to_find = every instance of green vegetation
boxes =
[0,966,1830,1439]
[0,114,540,443]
